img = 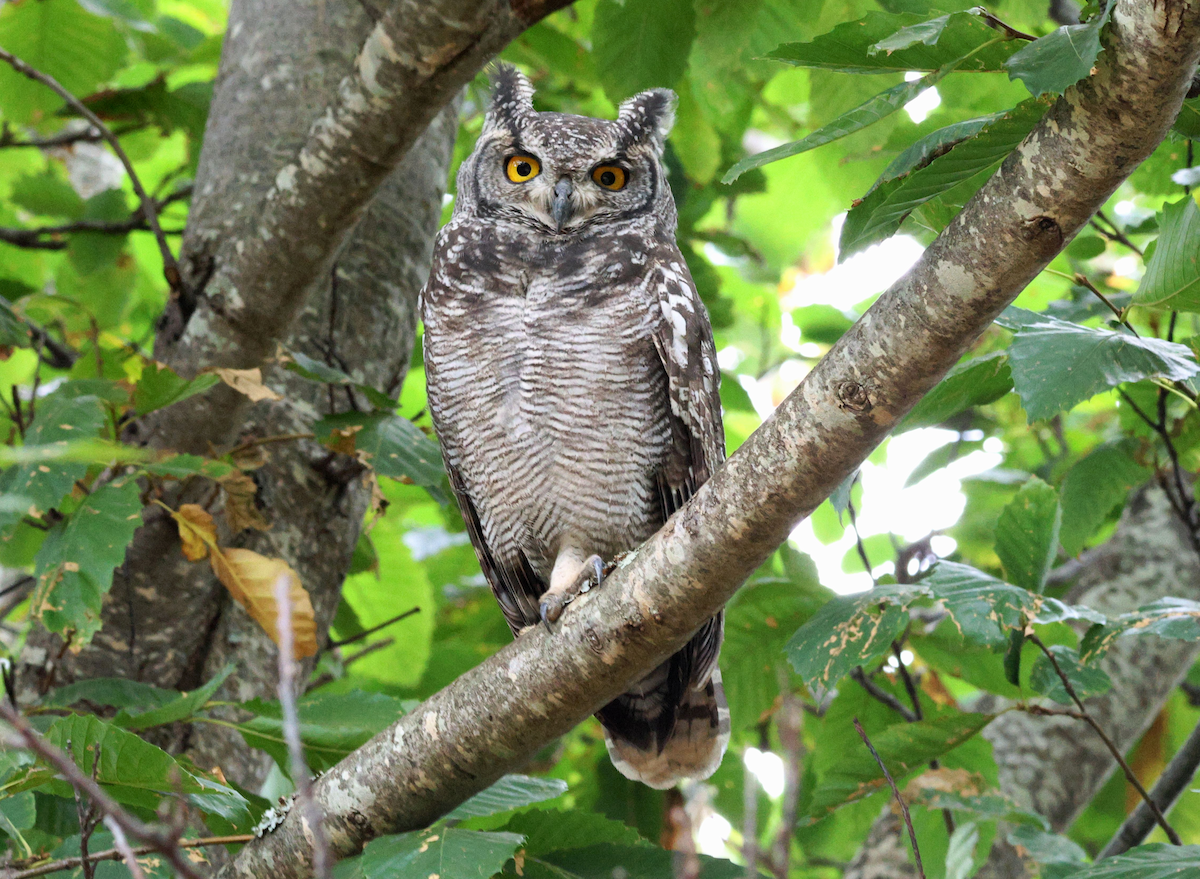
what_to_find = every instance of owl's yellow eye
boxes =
[592,165,626,190]
[505,155,540,183]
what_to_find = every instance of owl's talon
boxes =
[539,554,605,627]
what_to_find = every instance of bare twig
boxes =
[7,835,255,879]
[0,702,205,879]
[0,48,184,294]
[0,187,191,251]
[853,718,926,879]
[1100,710,1200,857]
[1075,273,1138,335]
[1092,210,1145,257]
[975,8,1038,41]
[102,817,147,879]
[1026,633,1182,845]
[0,121,147,150]
[327,606,420,648]
[275,574,332,879]
[851,667,919,722]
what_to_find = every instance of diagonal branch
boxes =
[220,1,1200,876]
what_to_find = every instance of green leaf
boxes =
[0,0,128,124]
[1134,197,1200,312]
[723,68,951,183]
[945,821,980,879]
[1007,314,1200,420]
[67,188,129,274]
[898,352,1013,432]
[41,677,180,712]
[285,350,398,411]
[313,412,446,499]
[807,713,995,818]
[9,170,85,219]
[234,691,407,776]
[1044,844,1200,878]
[592,0,695,103]
[1081,598,1200,662]
[499,809,650,855]
[134,361,220,415]
[1004,4,1113,98]
[841,100,1048,257]
[445,775,567,820]
[1007,825,1088,865]
[332,826,524,879]
[768,10,1022,74]
[872,14,953,53]
[786,585,914,692]
[1059,441,1148,556]
[141,453,235,480]
[908,788,1049,828]
[7,714,247,819]
[0,790,35,842]
[0,299,29,350]
[994,477,1061,593]
[32,479,143,643]
[524,844,743,879]
[1030,644,1112,705]
[115,664,235,730]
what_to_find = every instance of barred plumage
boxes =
[421,66,729,789]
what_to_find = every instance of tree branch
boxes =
[220,1,1200,875]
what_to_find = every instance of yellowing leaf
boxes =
[219,471,270,534]
[172,504,217,561]
[208,548,316,658]
[210,368,283,403]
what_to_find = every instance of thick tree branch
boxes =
[221,1,1200,875]
[151,0,574,454]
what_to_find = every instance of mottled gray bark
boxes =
[16,0,456,789]
[221,2,1200,876]
[845,486,1200,878]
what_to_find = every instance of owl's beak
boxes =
[551,178,573,231]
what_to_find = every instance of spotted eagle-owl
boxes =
[421,66,729,789]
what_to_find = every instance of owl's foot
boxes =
[539,554,604,625]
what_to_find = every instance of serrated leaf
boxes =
[498,809,650,855]
[1134,197,1200,312]
[1029,644,1112,705]
[446,775,567,820]
[32,480,142,643]
[899,352,1013,432]
[40,677,180,712]
[769,10,1022,74]
[1081,598,1200,661]
[1059,442,1148,556]
[807,714,995,818]
[134,361,220,415]
[235,691,407,776]
[285,350,397,411]
[1004,4,1113,98]
[1007,314,1200,420]
[995,477,1061,593]
[872,14,953,53]
[1043,844,1200,878]
[841,100,1047,257]
[723,67,951,183]
[592,0,694,103]
[314,412,446,498]
[332,826,524,879]
[209,547,316,658]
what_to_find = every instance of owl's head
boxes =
[456,65,676,234]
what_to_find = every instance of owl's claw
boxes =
[540,554,605,625]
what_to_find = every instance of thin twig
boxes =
[974,7,1038,41]
[328,606,420,648]
[275,573,332,879]
[1026,633,1182,845]
[1074,273,1138,335]
[1093,210,1145,257]
[0,48,184,294]
[851,667,919,722]
[0,121,147,150]
[1100,709,1200,857]
[102,817,147,879]
[853,718,926,879]
[0,187,191,251]
[224,432,316,459]
[6,835,255,879]
[0,702,204,879]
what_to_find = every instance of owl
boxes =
[421,66,729,789]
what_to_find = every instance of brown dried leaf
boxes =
[208,547,316,658]
[211,367,283,403]
[219,471,270,533]
[325,425,361,456]
[173,504,217,561]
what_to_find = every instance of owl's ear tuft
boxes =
[616,89,676,151]
[485,64,536,135]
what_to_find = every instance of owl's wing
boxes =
[649,256,726,688]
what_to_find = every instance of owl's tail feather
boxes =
[599,667,730,790]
